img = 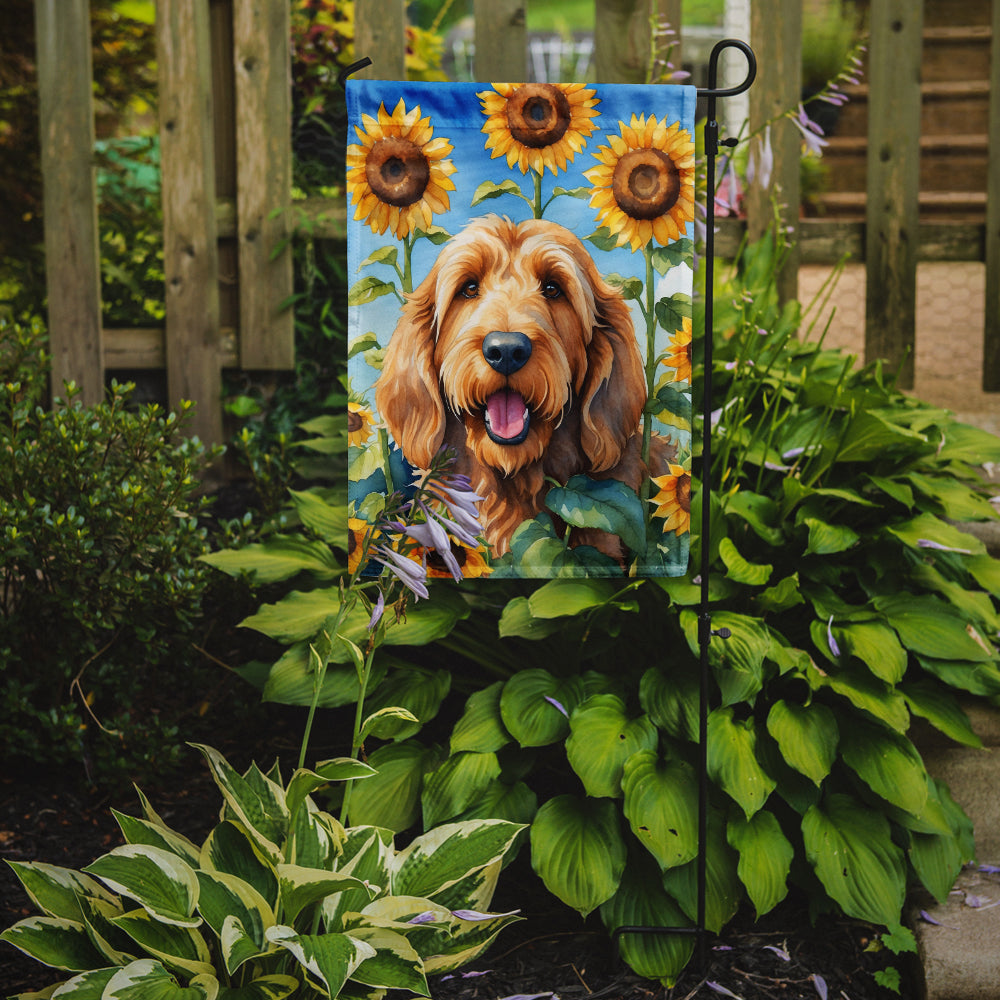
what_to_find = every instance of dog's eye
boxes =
[460,280,479,299]
[541,280,562,300]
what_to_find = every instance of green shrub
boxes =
[1,744,524,998]
[0,317,220,783]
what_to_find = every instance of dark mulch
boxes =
[1,748,915,1000]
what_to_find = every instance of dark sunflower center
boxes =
[365,136,430,207]
[348,409,362,433]
[677,473,692,513]
[427,543,467,571]
[506,84,572,148]
[612,148,682,220]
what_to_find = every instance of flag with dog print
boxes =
[347,79,694,579]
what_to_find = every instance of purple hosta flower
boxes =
[407,911,438,925]
[979,864,1000,874]
[441,970,493,981]
[791,104,828,157]
[827,616,842,658]
[544,695,569,718]
[746,124,774,191]
[497,994,557,1000]
[917,538,973,555]
[706,983,742,999]
[395,511,463,581]
[425,473,485,539]
[452,908,521,921]
[763,944,790,961]
[367,590,385,631]
[715,156,742,216]
[919,909,958,929]
[811,974,828,1000]
[425,503,481,550]
[375,544,429,600]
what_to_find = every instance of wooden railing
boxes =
[32,0,1000,445]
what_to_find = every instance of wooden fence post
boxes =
[233,0,294,370]
[864,0,923,389]
[594,0,655,83]
[474,0,527,80]
[983,0,1000,391]
[746,0,801,306]
[157,0,223,445]
[34,0,104,405]
[354,0,407,80]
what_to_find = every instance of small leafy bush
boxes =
[0,317,219,782]
[1,743,524,998]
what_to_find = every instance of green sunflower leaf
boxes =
[545,475,646,555]
[471,178,526,206]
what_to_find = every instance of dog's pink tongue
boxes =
[486,390,526,440]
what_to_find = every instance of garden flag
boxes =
[347,79,695,579]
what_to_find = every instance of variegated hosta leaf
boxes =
[4,861,118,922]
[77,894,136,966]
[621,751,699,871]
[420,751,502,829]
[706,707,776,818]
[277,864,375,925]
[424,859,501,916]
[322,829,393,931]
[44,965,117,997]
[285,760,375,824]
[450,681,511,754]
[288,802,343,870]
[600,854,694,987]
[566,695,658,799]
[0,916,107,971]
[423,907,522,975]
[391,820,524,901]
[265,926,376,998]
[200,822,278,910]
[83,846,200,928]
[191,745,288,863]
[102,958,218,999]
[344,926,429,995]
[529,795,626,917]
[726,810,793,917]
[112,810,202,868]
[765,700,838,786]
[195,870,274,974]
[802,793,906,926]
[110,908,214,979]
[214,974,300,1000]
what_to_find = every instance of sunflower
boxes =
[661,316,692,384]
[348,401,376,447]
[584,114,695,252]
[407,540,491,579]
[347,98,456,239]
[649,464,691,536]
[348,517,373,575]
[479,82,600,175]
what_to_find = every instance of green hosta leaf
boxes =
[200,537,339,584]
[392,820,524,900]
[600,854,694,987]
[530,795,626,917]
[916,655,1000,697]
[0,916,107,971]
[421,751,502,828]
[812,662,910,732]
[526,578,620,618]
[471,178,526,205]
[833,621,908,683]
[909,824,966,905]
[680,610,770,706]
[967,553,1000,597]
[725,490,784,546]
[345,926,428,994]
[277,865,374,925]
[802,793,906,926]
[545,476,646,554]
[499,670,584,747]
[359,706,421,742]
[906,472,999,521]
[901,680,982,748]
[4,862,118,922]
[265,926,375,997]
[839,718,928,817]
[347,740,442,832]
[639,665,699,742]
[112,812,201,868]
[835,410,927,463]
[566,695,657,798]
[803,517,859,556]
[111,908,214,977]
[874,594,995,662]
[450,682,511,754]
[497,595,564,638]
[719,537,772,586]
[288,488,347,544]
[765,701,838,786]
[84,846,200,928]
[191,746,287,862]
[200,822,278,910]
[886,512,985,556]
[660,811,741,933]
[621,751,698,871]
[453,779,538,827]
[755,573,805,614]
[362,667,451,740]
[936,421,1000,464]
[707,708,776,819]
[727,811,793,918]
[285,759,376,822]
[103,959,218,999]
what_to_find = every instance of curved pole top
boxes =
[697,39,756,99]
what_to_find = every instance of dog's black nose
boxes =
[482,331,532,376]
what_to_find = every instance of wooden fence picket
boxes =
[984,0,1000,390]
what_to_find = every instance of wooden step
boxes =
[922,25,993,83]
[922,0,992,28]
[821,134,989,193]
[833,80,991,137]
[813,189,987,222]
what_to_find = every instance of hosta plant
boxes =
[1,744,523,999]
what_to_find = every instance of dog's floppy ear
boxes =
[375,266,447,469]
[577,260,647,471]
